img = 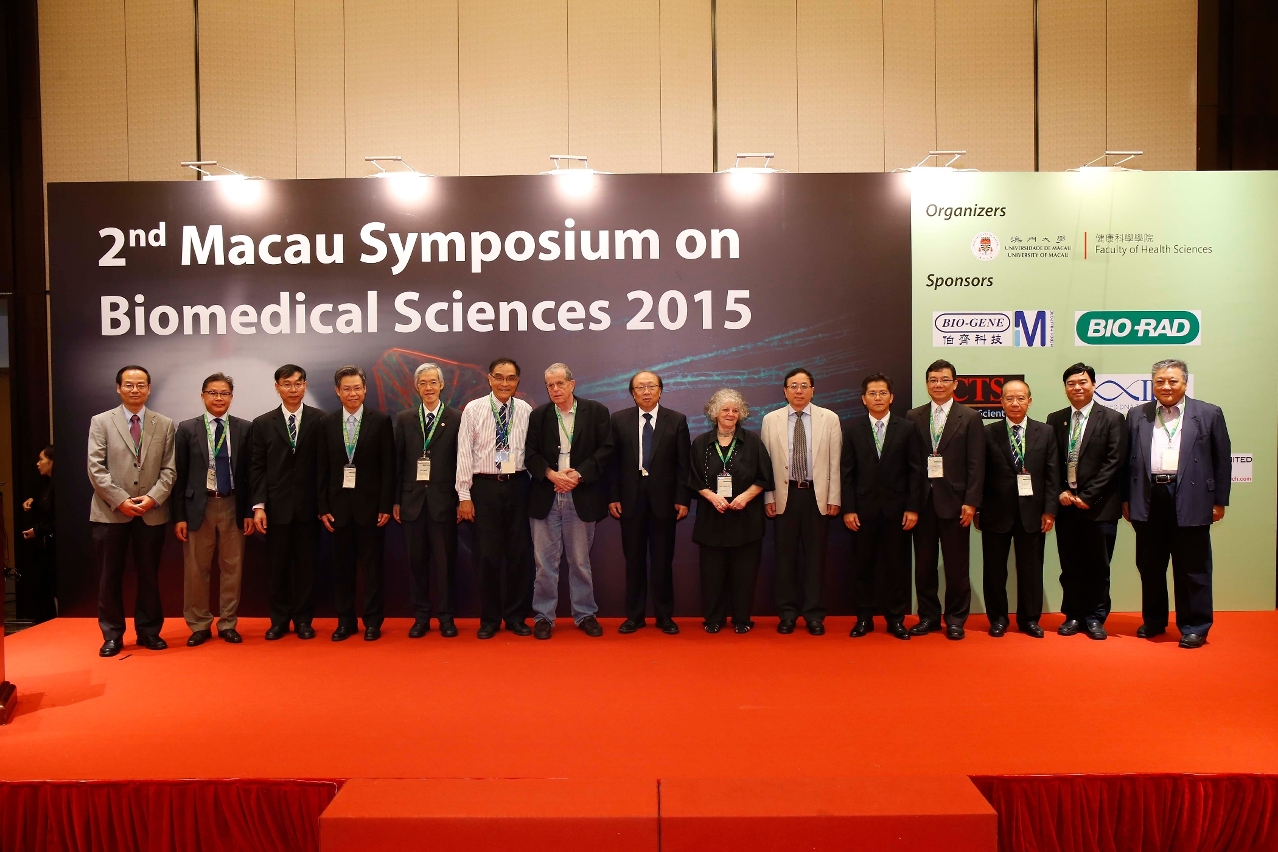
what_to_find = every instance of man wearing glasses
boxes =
[456,358,535,639]
[761,367,842,635]
[906,359,985,639]
[172,373,254,646]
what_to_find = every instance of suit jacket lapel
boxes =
[273,408,291,445]
[999,420,1018,470]
[936,404,961,454]
[141,412,160,465]
[1076,406,1101,458]
[1172,401,1197,474]
[113,408,135,453]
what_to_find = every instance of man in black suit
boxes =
[173,372,253,646]
[249,364,324,640]
[317,365,396,641]
[1122,359,1231,649]
[1047,362,1127,640]
[393,362,463,638]
[525,363,614,639]
[907,359,985,639]
[841,373,923,639]
[608,370,691,635]
[977,379,1059,639]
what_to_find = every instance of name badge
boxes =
[927,456,944,479]
[206,469,218,491]
[495,449,511,463]
[1161,448,1179,471]
[1017,473,1034,497]
[1067,461,1078,488]
[500,459,516,475]
[716,474,733,499]
[417,457,431,482]
[342,464,357,489]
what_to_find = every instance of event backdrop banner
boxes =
[48,174,912,619]
[913,171,1278,612]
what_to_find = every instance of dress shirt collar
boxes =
[639,403,660,420]
[1006,415,1027,430]
[421,401,442,417]
[1071,400,1095,418]
[343,405,364,422]
[869,411,890,428]
[932,397,954,417]
[204,411,226,426]
[1159,399,1186,420]
[789,403,810,417]
[281,402,302,420]
[120,404,147,421]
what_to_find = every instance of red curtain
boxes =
[972,774,1278,852]
[0,779,341,852]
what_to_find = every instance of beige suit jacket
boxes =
[761,402,842,513]
[87,406,177,524]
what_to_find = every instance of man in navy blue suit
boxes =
[1121,359,1231,649]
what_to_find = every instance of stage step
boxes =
[660,776,997,851]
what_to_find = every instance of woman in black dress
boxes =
[20,444,57,622]
[689,389,773,633]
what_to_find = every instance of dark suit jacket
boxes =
[526,397,614,522]
[1122,398,1231,527]
[394,404,462,523]
[980,418,1060,534]
[608,405,692,518]
[249,404,324,525]
[1046,402,1127,522]
[906,400,985,518]
[173,413,252,530]
[840,414,923,519]
[316,407,396,526]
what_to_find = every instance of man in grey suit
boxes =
[1122,359,1231,649]
[87,365,177,657]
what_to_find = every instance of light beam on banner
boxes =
[181,160,267,207]
[719,153,785,198]
[543,155,605,199]
[893,150,978,191]
[365,156,433,203]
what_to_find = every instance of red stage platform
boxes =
[3,613,1278,851]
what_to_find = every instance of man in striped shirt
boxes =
[456,357,535,639]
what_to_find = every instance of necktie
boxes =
[932,405,946,451]
[214,418,233,494]
[497,402,510,450]
[424,411,435,436]
[1069,410,1082,462]
[1012,424,1024,471]
[641,412,654,471]
[874,419,885,457]
[287,413,297,451]
[792,412,809,481]
[346,415,358,461]
[129,414,142,456]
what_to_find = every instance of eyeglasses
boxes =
[785,383,812,391]
[417,379,443,387]
[490,374,519,384]
[926,377,955,386]
[203,390,232,399]
[277,382,305,391]
[633,384,660,392]
[120,382,149,391]
[864,391,891,399]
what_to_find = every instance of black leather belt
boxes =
[206,491,232,498]
[790,480,813,489]
[1152,474,1177,484]
[474,472,515,482]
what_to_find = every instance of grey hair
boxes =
[413,362,444,385]
[1151,359,1189,381]
[545,362,574,381]
[704,388,750,425]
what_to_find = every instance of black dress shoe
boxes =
[296,624,316,640]
[704,622,722,634]
[733,621,754,634]
[988,621,1008,638]
[264,625,289,641]
[218,628,243,644]
[1179,632,1206,649]
[777,620,796,634]
[439,619,459,638]
[578,616,604,637]
[363,626,381,641]
[1057,619,1081,636]
[849,620,872,638]
[187,630,213,647]
[99,638,122,657]
[909,620,938,636]
[1019,621,1045,639]
[887,622,910,640]
[945,625,965,641]
[1136,624,1165,639]
[331,625,354,642]
[534,619,553,640]
[476,623,499,640]
[657,619,680,635]
[1084,620,1107,640]
[806,620,826,636]
[139,635,168,651]
[618,619,645,634]
[408,620,430,639]
[505,620,533,637]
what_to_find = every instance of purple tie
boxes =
[129,414,141,446]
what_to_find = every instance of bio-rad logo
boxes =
[1074,311,1201,346]
[1093,374,1195,415]
[932,310,1053,347]
[971,232,1000,261]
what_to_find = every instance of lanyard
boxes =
[285,409,299,449]
[342,412,362,463]
[871,419,886,454]
[1155,406,1183,442]
[130,414,144,463]
[203,414,229,468]
[418,405,442,455]
[714,435,738,467]
[1008,422,1026,470]
[928,405,946,452]
[1068,408,1088,455]
[554,401,577,448]
[488,395,511,448]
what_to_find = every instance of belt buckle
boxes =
[796,480,811,489]
[497,473,511,482]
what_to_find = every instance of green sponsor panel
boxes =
[912,171,1278,614]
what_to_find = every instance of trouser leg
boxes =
[95,522,129,641]
[131,519,168,639]
[912,497,942,623]
[333,523,359,629]
[620,491,652,622]
[531,499,565,624]
[699,546,729,626]
[1011,518,1045,624]
[981,527,1013,625]
[357,522,385,629]
[729,539,762,626]
[212,498,244,632]
[560,496,598,623]
[937,516,971,627]
[183,517,217,632]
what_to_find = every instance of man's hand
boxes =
[826,504,840,517]
[458,500,475,522]
[254,508,269,534]
[674,504,689,521]
[1041,513,1055,533]
[377,512,391,527]
[174,521,189,542]
[117,499,144,517]
[1213,504,1226,523]
[1122,502,1130,522]
[608,502,622,519]
[764,502,777,518]
[242,518,255,536]
[393,504,401,523]
[547,469,578,493]
[902,511,918,531]
[134,496,157,513]
[844,512,860,531]
[21,498,32,511]
[1059,491,1074,507]
[320,512,336,532]
[1073,498,1091,511]
[959,504,976,527]
[22,528,34,540]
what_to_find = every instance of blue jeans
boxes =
[531,492,598,625]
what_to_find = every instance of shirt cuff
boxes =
[252,503,265,511]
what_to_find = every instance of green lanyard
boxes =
[715,435,738,468]
[418,404,443,455]
[203,414,228,467]
[341,412,362,463]
[1155,406,1183,442]
[488,395,511,449]
[1008,422,1026,470]
[928,405,946,452]
[871,419,886,455]
[554,401,577,448]
[1068,408,1088,456]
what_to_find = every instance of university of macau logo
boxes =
[1073,310,1201,346]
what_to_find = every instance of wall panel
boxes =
[883,0,935,172]
[125,0,197,180]
[659,0,712,172]
[797,0,883,172]
[297,0,346,178]
[715,0,798,173]
[1038,0,1107,172]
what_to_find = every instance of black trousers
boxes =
[471,475,533,627]
[333,521,384,629]
[851,510,910,623]
[912,494,971,627]
[773,484,827,624]
[699,539,762,626]
[1132,482,1214,635]
[1055,505,1113,623]
[94,518,167,641]
[981,515,1045,625]
[620,481,677,623]
[403,509,458,620]
[17,541,58,623]
[266,519,317,628]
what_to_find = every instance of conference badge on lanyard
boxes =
[927,407,944,478]
[417,406,442,481]
[1157,408,1182,471]
[342,415,360,489]
[1017,474,1034,496]
[204,416,229,491]
[715,437,737,499]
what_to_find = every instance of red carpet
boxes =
[3,613,1278,850]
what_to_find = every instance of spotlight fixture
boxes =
[364,155,432,178]
[364,156,433,202]
[1068,151,1143,172]
[892,151,977,173]
[181,160,260,181]
[718,153,788,174]
[543,155,609,198]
